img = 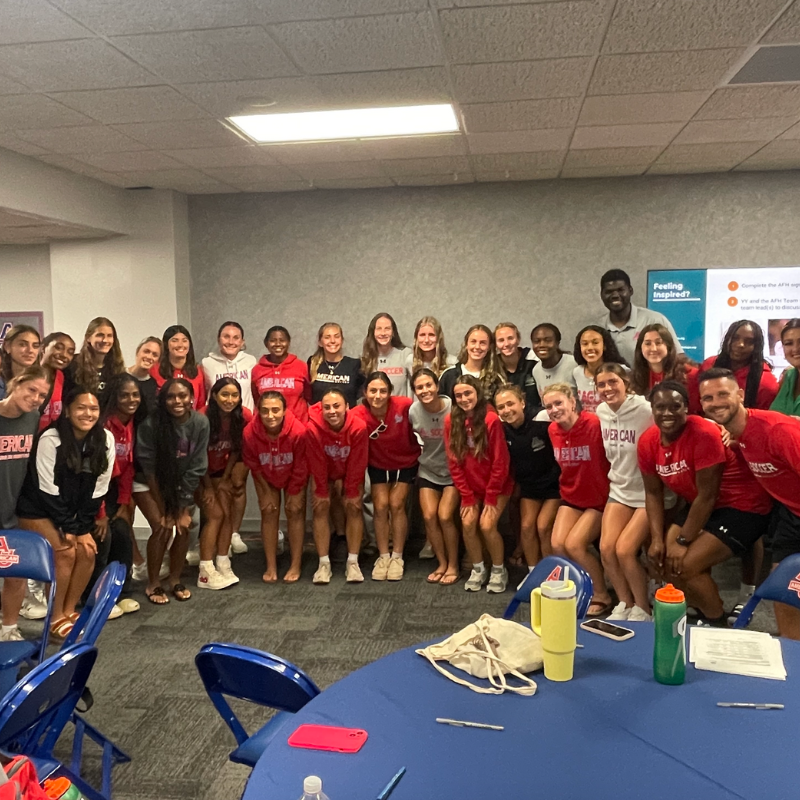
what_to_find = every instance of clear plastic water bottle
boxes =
[298,775,330,800]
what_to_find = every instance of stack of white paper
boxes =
[689,627,786,681]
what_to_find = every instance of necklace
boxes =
[325,361,338,374]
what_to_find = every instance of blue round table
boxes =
[242,623,796,800]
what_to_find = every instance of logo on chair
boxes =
[545,566,562,582]
[789,572,800,599]
[0,537,19,568]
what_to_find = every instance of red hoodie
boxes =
[251,354,312,424]
[445,410,514,507]
[38,369,64,431]
[306,403,368,499]
[203,407,253,475]
[648,365,702,415]
[242,409,308,494]
[700,357,779,410]
[149,365,207,411]
[350,396,421,470]
[104,414,134,505]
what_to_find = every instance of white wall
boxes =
[0,245,53,333]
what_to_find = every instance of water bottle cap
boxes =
[655,584,685,604]
[541,579,576,599]
[304,776,322,794]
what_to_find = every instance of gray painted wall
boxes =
[188,172,800,362]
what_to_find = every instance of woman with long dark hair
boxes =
[308,322,364,409]
[361,313,411,397]
[151,325,206,410]
[701,320,779,409]
[0,325,41,401]
[772,318,800,416]
[38,331,76,431]
[445,374,514,593]
[438,324,507,403]
[63,317,125,406]
[17,387,115,639]
[136,378,209,605]
[252,326,312,423]
[572,324,628,413]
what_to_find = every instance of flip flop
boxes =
[49,617,75,639]
[427,570,446,584]
[171,583,191,602]
[146,587,169,605]
[440,572,461,586]
[586,599,614,618]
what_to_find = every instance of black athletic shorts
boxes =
[673,504,770,557]
[770,503,800,563]
[368,465,418,485]
[518,480,561,501]
[416,476,453,491]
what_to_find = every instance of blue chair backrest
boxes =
[0,644,97,757]
[734,554,800,629]
[195,643,320,745]
[503,556,594,621]
[0,530,56,663]
[63,562,125,650]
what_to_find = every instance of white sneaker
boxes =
[186,549,200,567]
[345,561,364,583]
[20,595,47,621]
[216,561,239,587]
[313,562,332,585]
[197,564,230,590]
[108,604,124,620]
[371,555,391,581]
[486,567,508,594]
[230,532,248,554]
[465,566,488,592]
[418,542,434,559]
[628,605,653,622]
[0,626,24,642]
[607,602,631,621]
[131,563,148,582]
[387,557,404,581]
[277,530,285,556]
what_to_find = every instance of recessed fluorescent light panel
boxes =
[227,104,459,143]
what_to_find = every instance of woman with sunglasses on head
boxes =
[37,331,76,431]
[772,318,800,417]
[405,316,457,382]
[243,391,308,583]
[361,313,412,397]
[352,371,421,581]
[307,389,369,584]
[252,326,312,424]
[572,324,628,414]
[151,325,206,411]
[495,323,540,412]
[0,325,41,401]
[544,382,614,617]
[445,374,514,593]
[63,317,125,407]
[530,323,577,400]
[17,387,115,639]
[308,322,364,409]
[197,377,252,590]
[439,324,507,403]
[136,378,209,605]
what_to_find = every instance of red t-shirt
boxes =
[350,396,420,471]
[548,412,610,512]
[204,407,253,474]
[700,357,779,410]
[38,369,64,431]
[738,409,800,517]
[150,365,207,411]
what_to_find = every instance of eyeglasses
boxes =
[369,421,388,440]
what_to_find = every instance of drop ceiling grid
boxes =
[0,0,795,191]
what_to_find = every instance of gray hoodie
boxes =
[201,350,258,411]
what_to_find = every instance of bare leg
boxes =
[537,499,560,559]
[167,527,190,592]
[311,479,332,558]
[419,487,447,580]
[19,518,75,622]
[741,538,764,586]
[668,532,732,619]
[478,496,509,567]
[388,482,411,557]
[616,509,651,612]
[372,483,391,554]
[283,488,306,582]
[198,488,225,562]
[0,579,25,626]
[230,465,248,535]
[439,487,461,581]
[519,498,543,568]
[562,509,610,610]
[64,539,95,617]
[341,482,364,555]
[255,478,281,583]
[600,503,636,609]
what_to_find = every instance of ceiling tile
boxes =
[394,173,475,186]
[653,141,764,166]
[35,153,132,184]
[467,129,572,153]
[588,49,744,95]
[0,0,93,44]
[762,1,800,44]
[439,3,609,64]
[292,161,388,180]
[735,138,800,166]
[474,168,560,182]
[471,151,565,171]
[562,165,647,178]
[647,163,731,174]
[260,0,427,23]
[264,141,373,164]
[694,85,800,119]
[780,120,800,139]
[238,180,313,192]
[163,146,279,168]
[0,131,48,155]
[312,177,395,189]
[451,58,593,103]
[312,68,452,106]
[113,168,238,191]
[110,27,299,84]
[203,165,304,184]
[564,146,663,167]
[0,74,30,94]
[13,124,148,154]
[359,134,467,159]
[602,0,787,53]
[113,120,243,150]
[578,91,708,125]
[271,13,442,74]
[71,150,184,171]
[571,122,682,148]
[0,94,94,129]
[462,98,581,133]
[379,155,470,176]
[674,117,796,144]
[0,39,160,92]
[49,85,210,124]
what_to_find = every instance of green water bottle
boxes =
[653,583,687,685]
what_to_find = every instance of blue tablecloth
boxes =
[242,623,796,800]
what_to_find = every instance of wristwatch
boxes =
[676,535,690,547]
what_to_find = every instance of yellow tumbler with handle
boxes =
[531,579,577,681]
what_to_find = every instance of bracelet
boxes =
[676,535,691,547]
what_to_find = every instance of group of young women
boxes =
[1,308,797,637]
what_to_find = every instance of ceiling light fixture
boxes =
[227,104,459,143]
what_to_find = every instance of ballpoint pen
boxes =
[436,717,505,731]
[716,702,784,710]
[377,766,406,800]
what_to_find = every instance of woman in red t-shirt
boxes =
[638,380,772,625]
[198,378,252,590]
[38,331,76,431]
[444,374,514,594]
[151,325,206,411]
[544,382,613,617]
[351,371,420,582]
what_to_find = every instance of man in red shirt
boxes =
[700,367,800,639]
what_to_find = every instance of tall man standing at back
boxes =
[597,269,683,365]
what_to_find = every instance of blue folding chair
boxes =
[62,562,125,650]
[734,553,800,629]
[0,643,130,800]
[0,530,56,694]
[503,556,594,621]
[195,643,321,768]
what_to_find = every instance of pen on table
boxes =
[716,702,784,710]
[436,717,504,731]
[376,766,406,800]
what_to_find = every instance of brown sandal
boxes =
[146,587,169,605]
[171,583,191,602]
